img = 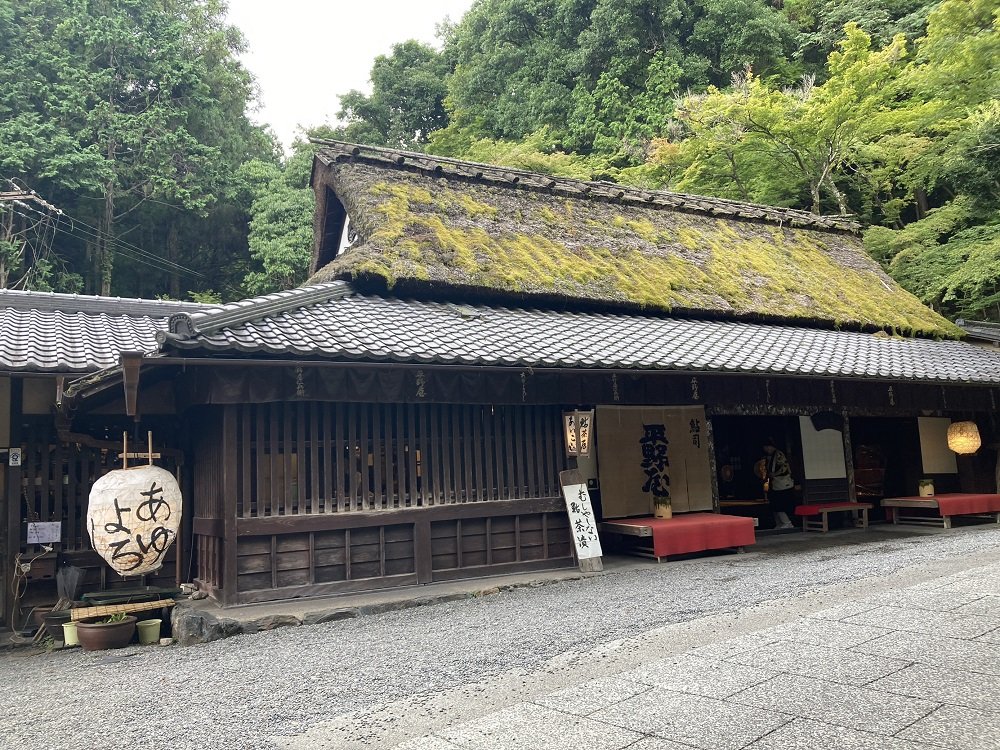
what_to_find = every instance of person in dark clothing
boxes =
[762,439,795,529]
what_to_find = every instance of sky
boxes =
[225,0,476,150]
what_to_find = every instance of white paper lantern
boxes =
[88,465,182,576]
[947,421,981,455]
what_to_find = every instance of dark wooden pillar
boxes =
[4,378,23,626]
[221,405,239,605]
[842,410,857,502]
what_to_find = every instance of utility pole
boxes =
[0,181,63,289]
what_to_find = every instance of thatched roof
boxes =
[308,141,958,338]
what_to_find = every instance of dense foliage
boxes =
[0,0,274,298]
[2,0,998,322]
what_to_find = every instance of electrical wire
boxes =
[12,200,206,279]
[6,181,249,298]
[6,206,205,281]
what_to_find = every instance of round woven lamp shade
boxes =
[947,421,981,454]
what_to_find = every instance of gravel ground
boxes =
[4,526,1000,750]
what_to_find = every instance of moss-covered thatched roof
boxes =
[308,141,958,338]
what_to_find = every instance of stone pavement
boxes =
[361,561,1000,749]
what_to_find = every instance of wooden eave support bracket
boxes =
[120,350,144,418]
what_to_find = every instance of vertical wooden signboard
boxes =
[559,469,603,573]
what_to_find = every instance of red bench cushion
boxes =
[610,513,756,557]
[936,494,1000,515]
[794,502,872,516]
[887,494,1000,515]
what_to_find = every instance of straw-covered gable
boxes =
[309,142,957,338]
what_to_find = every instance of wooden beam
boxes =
[221,406,239,605]
[120,351,144,418]
[236,496,565,537]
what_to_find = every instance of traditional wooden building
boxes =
[0,290,209,626]
[59,141,1000,607]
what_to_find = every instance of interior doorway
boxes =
[712,415,803,530]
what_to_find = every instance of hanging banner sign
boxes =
[596,406,713,519]
[88,465,182,576]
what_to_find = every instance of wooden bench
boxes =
[882,494,1000,529]
[600,513,756,562]
[793,501,873,533]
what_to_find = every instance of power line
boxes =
[5,180,248,299]
[12,199,206,279]
[5,206,203,281]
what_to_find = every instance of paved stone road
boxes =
[369,560,1000,750]
[6,526,1000,750]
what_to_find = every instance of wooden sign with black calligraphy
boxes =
[559,469,603,573]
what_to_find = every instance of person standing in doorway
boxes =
[762,439,795,529]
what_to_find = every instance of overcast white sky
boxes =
[226,0,476,150]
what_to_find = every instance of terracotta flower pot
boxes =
[76,616,137,651]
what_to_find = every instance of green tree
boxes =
[0,0,267,296]
[335,40,452,149]
[669,25,907,214]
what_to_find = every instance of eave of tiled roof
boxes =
[158,282,1000,385]
[957,319,1000,345]
[0,288,208,316]
[0,291,215,373]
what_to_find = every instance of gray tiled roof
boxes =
[0,289,212,373]
[161,282,1000,384]
[957,319,1000,345]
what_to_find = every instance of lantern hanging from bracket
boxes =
[947,421,981,455]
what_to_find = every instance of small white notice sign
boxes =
[26,521,61,545]
[560,482,603,560]
[8,448,21,467]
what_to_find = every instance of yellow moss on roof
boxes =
[312,163,959,338]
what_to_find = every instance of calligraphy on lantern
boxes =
[94,481,174,573]
[561,483,603,559]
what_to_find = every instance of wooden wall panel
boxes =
[232,403,566,518]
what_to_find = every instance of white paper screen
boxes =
[799,416,847,479]
[918,417,958,474]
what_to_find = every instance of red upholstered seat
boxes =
[794,502,873,516]
[933,494,1000,515]
[885,494,1000,515]
[609,513,755,557]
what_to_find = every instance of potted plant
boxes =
[918,479,935,498]
[75,613,137,651]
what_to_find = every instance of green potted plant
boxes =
[75,613,137,651]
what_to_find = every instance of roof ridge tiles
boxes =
[310,138,860,234]
[0,288,212,316]
[162,280,354,341]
